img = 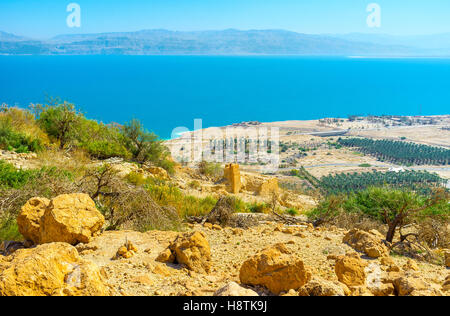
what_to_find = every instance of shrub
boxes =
[155,157,175,175]
[0,105,49,148]
[233,197,248,213]
[0,164,76,241]
[82,140,129,159]
[126,171,147,186]
[122,119,168,163]
[285,208,299,216]
[36,100,83,149]
[188,180,201,189]
[247,202,270,213]
[198,161,223,180]
[307,187,449,244]
[0,160,37,189]
[0,123,42,153]
[289,169,300,176]
[181,195,218,218]
[77,119,130,159]
[0,218,20,241]
[98,185,182,232]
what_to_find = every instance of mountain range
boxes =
[1,29,449,56]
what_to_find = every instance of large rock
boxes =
[224,163,242,194]
[343,229,389,258]
[18,193,105,245]
[240,243,311,295]
[298,277,346,296]
[392,273,428,296]
[162,231,211,274]
[335,253,367,287]
[214,282,259,296]
[17,197,50,243]
[0,243,110,296]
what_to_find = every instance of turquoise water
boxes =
[0,56,449,139]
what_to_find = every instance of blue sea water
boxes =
[0,56,449,139]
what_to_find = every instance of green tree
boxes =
[122,119,170,165]
[37,100,82,149]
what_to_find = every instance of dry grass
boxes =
[0,107,49,146]
[36,147,91,175]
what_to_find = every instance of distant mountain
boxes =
[0,29,448,56]
[330,33,450,53]
[0,31,30,42]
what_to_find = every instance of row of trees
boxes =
[338,137,450,165]
[319,170,447,195]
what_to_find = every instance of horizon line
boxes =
[3,28,450,41]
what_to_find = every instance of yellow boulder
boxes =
[240,243,311,295]
[335,253,367,287]
[17,197,50,243]
[0,243,110,296]
[39,194,104,245]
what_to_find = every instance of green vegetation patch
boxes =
[319,170,447,196]
[338,137,450,165]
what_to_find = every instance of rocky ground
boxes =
[80,222,450,296]
[0,136,449,296]
[1,198,449,296]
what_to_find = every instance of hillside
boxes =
[0,29,435,56]
[0,103,448,297]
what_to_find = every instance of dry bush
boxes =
[324,211,386,234]
[228,213,260,229]
[0,169,76,240]
[98,185,181,232]
[0,169,76,217]
[417,219,449,249]
[198,161,223,181]
[37,147,91,176]
[203,196,235,226]
[0,106,49,145]
[390,234,441,263]
[78,163,181,232]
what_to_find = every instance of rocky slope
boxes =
[0,151,448,296]
[0,193,448,296]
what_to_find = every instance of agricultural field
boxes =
[338,138,450,166]
[318,170,447,195]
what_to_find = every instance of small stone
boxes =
[131,275,153,286]
[214,282,259,296]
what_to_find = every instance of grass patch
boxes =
[285,208,299,216]
[0,218,21,241]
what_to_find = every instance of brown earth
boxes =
[69,221,448,296]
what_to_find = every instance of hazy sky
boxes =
[1,0,450,38]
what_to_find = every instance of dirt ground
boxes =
[76,221,449,296]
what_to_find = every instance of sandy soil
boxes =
[76,222,449,296]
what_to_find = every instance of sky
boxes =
[1,0,450,39]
